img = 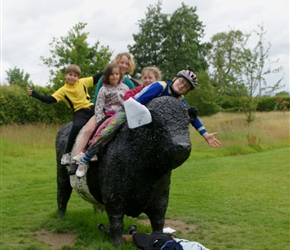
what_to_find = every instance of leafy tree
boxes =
[208,25,284,123]
[128,0,168,74]
[161,3,211,79]
[5,67,32,89]
[208,29,248,97]
[41,22,112,93]
[240,25,284,123]
[128,1,211,80]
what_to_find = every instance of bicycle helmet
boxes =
[176,70,198,89]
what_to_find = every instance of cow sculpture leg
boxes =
[107,212,125,246]
[146,207,166,232]
[57,164,72,218]
[56,122,73,218]
[145,176,170,232]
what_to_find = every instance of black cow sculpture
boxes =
[56,96,192,246]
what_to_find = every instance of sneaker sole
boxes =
[61,161,70,165]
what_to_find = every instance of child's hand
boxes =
[203,132,221,148]
[27,87,33,96]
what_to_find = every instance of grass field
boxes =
[1,112,289,249]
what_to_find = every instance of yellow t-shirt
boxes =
[52,77,94,112]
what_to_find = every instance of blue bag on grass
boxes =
[160,239,183,250]
[133,231,184,250]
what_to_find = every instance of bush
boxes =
[256,96,290,111]
[219,96,241,111]
[219,96,290,112]
[0,84,71,125]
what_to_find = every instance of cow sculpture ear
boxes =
[123,98,152,129]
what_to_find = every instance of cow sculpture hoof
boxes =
[58,211,65,219]
[56,96,192,245]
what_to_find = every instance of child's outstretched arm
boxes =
[27,88,56,104]
[93,72,103,85]
[191,117,221,148]
[183,100,221,148]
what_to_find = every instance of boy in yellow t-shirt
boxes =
[28,64,102,165]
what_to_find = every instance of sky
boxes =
[1,0,289,93]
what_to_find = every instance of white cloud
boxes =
[1,0,289,92]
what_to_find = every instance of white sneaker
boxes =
[72,152,85,162]
[61,153,71,165]
[90,154,98,162]
[76,161,89,178]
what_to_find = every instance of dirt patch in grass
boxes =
[138,218,198,235]
[35,219,197,248]
[36,229,75,249]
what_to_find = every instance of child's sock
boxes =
[81,151,92,164]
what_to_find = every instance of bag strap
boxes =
[161,239,184,250]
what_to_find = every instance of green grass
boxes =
[169,148,290,249]
[189,111,290,158]
[1,112,289,249]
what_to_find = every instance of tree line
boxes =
[1,1,289,125]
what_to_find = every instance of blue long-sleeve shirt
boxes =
[134,81,207,135]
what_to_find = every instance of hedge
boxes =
[0,84,72,125]
[1,85,289,125]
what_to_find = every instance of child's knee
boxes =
[84,123,95,134]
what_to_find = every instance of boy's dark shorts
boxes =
[72,105,95,127]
